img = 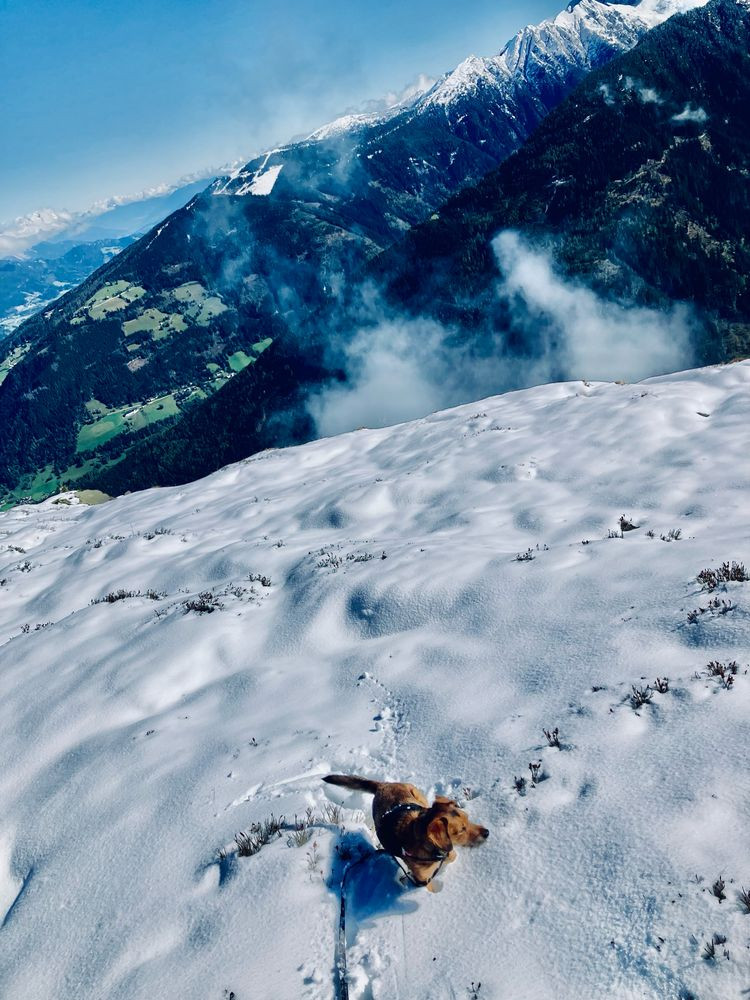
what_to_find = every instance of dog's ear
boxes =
[433,795,457,807]
[426,814,453,853]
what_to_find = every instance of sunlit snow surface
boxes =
[1,363,749,999]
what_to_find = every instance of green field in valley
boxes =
[77,393,182,452]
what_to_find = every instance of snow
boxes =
[422,0,709,111]
[245,163,283,197]
[1,362,749,999]
[212,152,284,198]
[307,112,392,143]
[0,288,73,335]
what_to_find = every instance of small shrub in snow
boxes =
[706,660,738,689]
[320,802,342,825]
[697,561,749,591]
[183,591,223,614]
[711,875,726,902]
[91,588,165,605]
[234,829,263,857]
[92,589,136,604]
[630,685,652,709]
[513,776,527,795]
[619,515,638,532]
[143,527,172,540]
[702,933,729,962]
[235,814,284,857]
[17,561,32,572]
[462,785,479,801]
[467,982,482,998]
[646,530,655,538]
[515,548,534,562]
[660,528,682,541]
[687,598,735,623]
[317,550,343,570]
[528,760,542,785]
[653,677,669,694]
[737,887,750,914]
[305,840,322,879]
[607,529,622,539]
[543,726,561,749]
[247,573,272,587]
[287,810,315,848]
[709,597,735,615]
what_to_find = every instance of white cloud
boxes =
[671,103,708,124]
[493,230,694,382]
[638,87,661,104]
[0,208,77,257]
[0,166,225,258]
[622,76,662,104]
[308,231,696,439]
[308,317,459,437]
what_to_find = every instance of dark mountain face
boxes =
[0,1,709,502]
[378,0,750,365]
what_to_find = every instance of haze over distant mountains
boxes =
[0,177,216,335]
[4,0,746,507]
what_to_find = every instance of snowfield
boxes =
[1,363,749,1000]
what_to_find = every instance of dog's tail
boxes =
[323,774,380,795]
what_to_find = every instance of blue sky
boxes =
[0,0,559,222]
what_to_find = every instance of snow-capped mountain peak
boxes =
[420,54,508,108]
[420,0,708,111]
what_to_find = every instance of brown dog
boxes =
[323,774,489,889]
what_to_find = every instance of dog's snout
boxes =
[480,827,489,839]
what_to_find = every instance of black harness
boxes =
[379,802,449,886]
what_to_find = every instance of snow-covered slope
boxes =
[1,362,749,999]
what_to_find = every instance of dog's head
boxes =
[425,797,490,851]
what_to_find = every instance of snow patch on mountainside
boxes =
[0,362,749,998]
[243,163,284,197]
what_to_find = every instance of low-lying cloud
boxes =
[308,231,695,438]
[494,230,695,383]
[672,103,708,124]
